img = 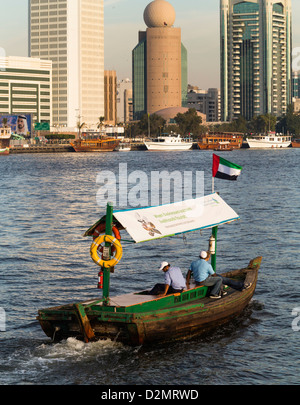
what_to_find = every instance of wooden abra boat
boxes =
[198,132,243,150]
[37,258,261,346]
[37,194,262,346]
[214,142,233,151]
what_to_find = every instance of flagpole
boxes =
[212,153,216,194]
[211,226,218,272]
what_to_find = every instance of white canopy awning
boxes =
[113,193,239,243]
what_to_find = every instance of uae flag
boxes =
[212,154,242,181]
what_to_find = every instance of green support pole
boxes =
[102,202,113,305]
[211,226,218,272]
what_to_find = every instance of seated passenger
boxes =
[149,261,187,297]
[186,251,223,299]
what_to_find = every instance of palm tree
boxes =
[77,121,86,138]
[97,116,105,131]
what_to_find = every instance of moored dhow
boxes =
[70,133,120,152]
[198,132,243,150]
[37,194,262,346]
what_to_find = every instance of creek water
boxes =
[0,149,299,385]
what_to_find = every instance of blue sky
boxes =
[1,0,300,89]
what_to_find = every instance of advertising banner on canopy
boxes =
[113,193,240,243]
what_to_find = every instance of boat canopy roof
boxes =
[84,193,240,244]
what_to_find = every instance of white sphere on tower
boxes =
[143,0,176,28]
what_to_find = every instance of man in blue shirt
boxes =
[186,251,223,299]
[149,261,187,296]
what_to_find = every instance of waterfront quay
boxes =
[5,142,261,153]
[8,142,148,154]
[9,144,74,154]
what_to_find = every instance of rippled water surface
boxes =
[0,149,299,385]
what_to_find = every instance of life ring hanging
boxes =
[90,234,123,268]
[93,223,121,257]
[93,223,121,241]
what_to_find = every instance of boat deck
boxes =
[81,281,237,309]
[43,265,256,313]
[104,292,160,307]
[43,269,251,313]
[81,292,159,308]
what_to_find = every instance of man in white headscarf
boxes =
[16,115,28,136]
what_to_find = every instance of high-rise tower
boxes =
[220,0,292,121]
[29,0,104,129]
[132,0,187,120]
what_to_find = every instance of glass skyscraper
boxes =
[220,0,292,122]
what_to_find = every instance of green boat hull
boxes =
[37,257,262,346]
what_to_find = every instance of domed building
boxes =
[132,0,188,120]
[153,107,206,124]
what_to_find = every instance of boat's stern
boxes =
[37,300,140,345]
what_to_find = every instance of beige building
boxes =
[29,0,104,129]
[146,26,182,115]
[133,0,188,120]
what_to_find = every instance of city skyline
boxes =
[1,0,300,90]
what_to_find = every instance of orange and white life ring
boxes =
[93,223,121,241]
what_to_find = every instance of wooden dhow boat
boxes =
[37,194,262,346]
[198,133,243,150]
[70,135,119,152]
